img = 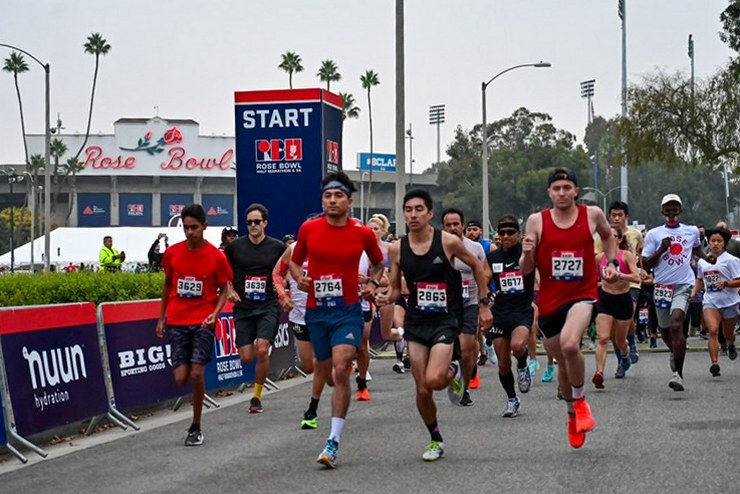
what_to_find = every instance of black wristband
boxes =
[609,259,619,268]
[368,278,380,288]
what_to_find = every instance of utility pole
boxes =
[619,0,629,203]
[405,123,414,186]
[580,79,596,188]
[428,104,445,166]
[394,0,406,236]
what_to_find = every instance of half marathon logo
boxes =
[23,345,88,412]
[254,138,303,174]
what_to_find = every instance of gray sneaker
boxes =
[502,397,521,417]
[185,428,203,446]
[668,372,684,391]
[447,361,464,405]
[517,366,532,393]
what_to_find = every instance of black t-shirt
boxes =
[225,235,285,309]
[487,243,535,316]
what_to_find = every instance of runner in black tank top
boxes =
[376,189,492,463]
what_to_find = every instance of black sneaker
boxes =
[729,345,738,361]
[720,347,728,356]
[249,397,263,414]
[301,410,318,429]
[710,363,721,377]
[477,354,487,366]
[459,390,473,406]
[402,355,411,370]
[185,428,203,446]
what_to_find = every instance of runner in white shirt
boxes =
[691,228,740,377]
[642,194,716,391]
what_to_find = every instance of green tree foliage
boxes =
[339,92,360,121]
[437,108,591,223]
[0,207,33,254]
[617,69,740,171]
[720,0,740,76]
[317,59,341,91]
[278,51,303,89]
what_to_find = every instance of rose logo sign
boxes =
[120,127,183,155]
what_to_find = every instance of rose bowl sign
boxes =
[25,118,236,177]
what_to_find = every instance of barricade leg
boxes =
[108,408,140,431]
[203,393,220,409]
[8,429,47,459]
[4,442,28,464]
[264,378,280,390]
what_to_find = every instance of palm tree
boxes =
[317,60,341,91]
[63,157,84,223]
[360,70,380,220]
[339,92,360,121]
[3,51,30,164]
[75,32,111,160]
[278,51,303,89]
[50,138,68,216]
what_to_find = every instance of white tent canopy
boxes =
[0,226,235,270]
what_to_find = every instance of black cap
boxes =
[221,227,238,241]
[282,234,295,243]
[547,167,578,187]
[466,220,482,229]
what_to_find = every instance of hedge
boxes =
[0,271,165,307]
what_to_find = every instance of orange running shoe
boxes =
[572,397,596,433]
[469,372,481,390]
[356,388,371,401]
[567,414,586,448]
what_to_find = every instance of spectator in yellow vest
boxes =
[99,236,125,271]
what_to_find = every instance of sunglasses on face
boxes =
[246,219,263,226]
[498,229,518,237]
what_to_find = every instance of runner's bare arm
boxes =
[272,246,294,312]
[642,237,671,270]
[520,213,541,276]
[592,205,618,283]
[204,281,230,328]
[690,277,704,298]
[375,242,401,306]
[443,232,493,328]
[156,275,171,337]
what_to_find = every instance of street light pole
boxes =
[405,123,414,187]
[481,62,551,236]
[0,42,51,272]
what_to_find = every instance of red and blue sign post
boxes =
[234,88,343,238]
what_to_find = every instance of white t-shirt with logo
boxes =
[697,251,740,309]
[643,223,700,286]
[454,237,486,307]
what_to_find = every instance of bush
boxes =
[0,271,165,307]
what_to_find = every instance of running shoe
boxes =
[486,343,498,365]
[710,363,721,377]
[469,371,481,390]
[403,355,411,370]
[392,362,405,374]
[477,353,488,366]
[447,361,464,405]
[517,366,532,393]
[650,337,658,348]
[365,371,373,382]
[249,397,263,414]
[567,414,586,449]
[592,371,604,389]
[459,390,473,407]
[542,365,555,383]
[629,345,639,364]
[729,344,738,361]
[720,346,728,356]
[528,359,540,378]
[184,428,203,446]
[502,396,521,417]
[621,354,632,372]
[316,438,339,469]
[356,388,371,401]
[614,367,625,379]
[422,440,444,461]
[301,410,318,430]
[668,372,684,391]
[572,397,596,433]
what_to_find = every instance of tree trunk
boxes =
[75,55,100,160]
[13,74,29,164]
[365,90,374,222]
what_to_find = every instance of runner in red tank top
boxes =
[520,167,618,449]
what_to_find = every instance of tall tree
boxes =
[339,92,360,121]
[278,51,303,89]
[50,138,68,217]
[360,70,380,219]
[720,0,740,76]
[75,32,111,161]
[617,69,740,171]
[317,59,341,91]
[3,51,30,164]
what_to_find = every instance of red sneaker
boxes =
[469,372,481,390]
[567,414,586,448]
[592,371,604,389]
[572,397,596,433]
[356,388,371,401]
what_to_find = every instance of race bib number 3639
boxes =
[244,276,267,301]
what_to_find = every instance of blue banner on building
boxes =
[202,194,234,227]
[119,193,152,226]
[234,88,343,240]
[78,193,111,227]
[161,193,193,227]
[358,152,397,172]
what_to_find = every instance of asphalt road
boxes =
[2,344,739,493]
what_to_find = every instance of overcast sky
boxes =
[1,1,734,174]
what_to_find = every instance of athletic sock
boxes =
[566,400,575,414]
[499,371,517,399]
[674,356,685,377]
[426,420,444,443]
[356,377,367,391]
[516,351,529,369]
[307,397,320,415]
[571,385,585,400]
[189,422,200,433]
[329,417,345,443]
[614,349,622,364]
[627,334,637,348]
[253,383,264,400]
[471,365,478,380]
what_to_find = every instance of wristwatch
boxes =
[478,296,491,305]
[368,278,381,288]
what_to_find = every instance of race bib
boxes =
[417,282,448,313]
[638,307,649,325]
[500,271,525,294]
[704,270,723,292]
[177,276,203,298]
[314,274,344,307]
[461,281,470,303]
[244,275,267,301]
[551,251,584,281]
[654,284,674,309]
